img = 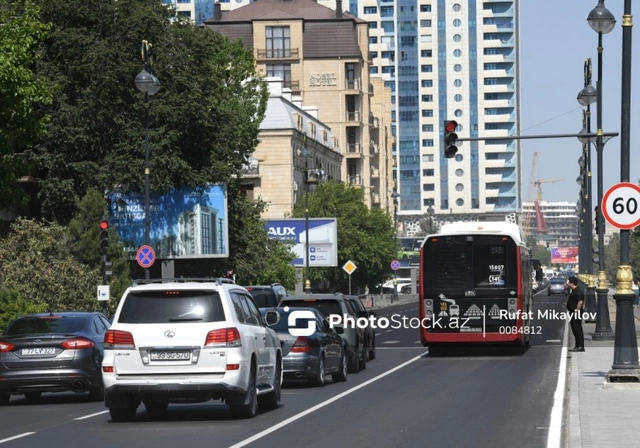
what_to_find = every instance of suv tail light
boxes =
[0,341,14,353]
[205,328,241,347]
[291,336,310,353]
[104,330,135,348]
[61,338,95,349]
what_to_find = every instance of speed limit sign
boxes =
[601,182,640,229]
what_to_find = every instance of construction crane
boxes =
[522,152,539,240]
[532,178,563,233]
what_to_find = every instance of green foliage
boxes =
[0,0,54,210]
[226,193,296,289]
[31,0,268,223]
[66,189,130,311]
[292,181,395,293]
[0,218,99,312]
[531,244,551,267]
[603,232,620,285]
[0,288,47,332]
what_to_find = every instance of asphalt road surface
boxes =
[0,290,567,448]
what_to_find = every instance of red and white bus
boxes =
[418,222,534,354]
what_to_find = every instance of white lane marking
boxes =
[74,410,109,420]
[229,353,427,448]
[382,340,400,344]
[546,339,562,343]
[546,319,569,448]
[0,433,36,444]
[375,333,383,336]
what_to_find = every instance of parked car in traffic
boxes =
[0,311,110,405]
[547,277,569,296]
[102,278,282,421]
[260,307,347,386]
[245,283,289,309]
[279,293,367,373]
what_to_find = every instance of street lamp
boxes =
[576,58,597,319]
[586,1,615,341]
[135,40,161,280]
[609,0,639,380]
[297,138,313,293]
[391,189,400,303]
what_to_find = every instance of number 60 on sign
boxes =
[602,182,640,229]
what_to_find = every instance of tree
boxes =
[0,0,54,211]
[291,181,396,294]
[0,218,100,312]
[31,0,268,223]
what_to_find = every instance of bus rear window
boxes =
[424,235,515,289]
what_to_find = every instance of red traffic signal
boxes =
[444,120,459,159]
[100,220,109,230]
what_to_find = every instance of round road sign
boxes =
[390,260,401,271]
[602,182,640,229]
[136,245,156,269]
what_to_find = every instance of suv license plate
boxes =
[150,350,190,361]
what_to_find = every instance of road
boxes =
[0,290,567,448]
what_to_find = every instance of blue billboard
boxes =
[265,218,338,267]
[108,184,228,259]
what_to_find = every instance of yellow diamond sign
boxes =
[343,260,357,275]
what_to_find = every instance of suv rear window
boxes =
[247,290,278,308]
[5,316,87,335]
[119,290,225,324]
[281,299,342,318]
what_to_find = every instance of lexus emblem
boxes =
[164,330,175,338]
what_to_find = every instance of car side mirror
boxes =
[263,310,280,326]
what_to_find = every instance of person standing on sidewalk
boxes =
[566,276,585,352]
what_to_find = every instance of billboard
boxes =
[108,184,228,259]
[550,247,578,264]
[266,218,338,267]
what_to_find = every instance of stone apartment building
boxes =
[204,0,394,216]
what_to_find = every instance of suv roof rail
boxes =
[131,278,236,286]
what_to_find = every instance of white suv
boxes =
[102,278,282,421]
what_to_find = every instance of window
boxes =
[422,124,434,132]
[177,11,191,18]
[421,80,433,88]
[423,154,434,162]
[421,49,432,58]
[421,65,433,73]
[453,34,462,42]
[381,21,394,32]
[421,94,433,102]
[453,3,461,12]
[266,64,291,84]
[454,79,462,87]
[454,94,462,102]
[455,169,464,177]
[421,109,433,117]
[455,183,464,191]
[380,6,394,17]
[422,139,434,147]
[420,5,431,12]
[454,64,462,72]
[423,169,435,176]
[453,19,461,27]
[369,22,378,29]
[369,37,378,44]
[381,36,395,46]
[454,49,462,57]
[381,51,395,61]
[420,20,432,27]
[364,6,377,14]
[370,51,378,59]
[420,34,433,43]
[423,184,435,192]
[265,26,291,58]
[369,66,379,74]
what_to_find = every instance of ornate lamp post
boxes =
[586,1,615,341]
[134,40,161,280]
[297,137,313,293]
[608,0,639,380]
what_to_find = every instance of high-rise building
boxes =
[309,0,522,232]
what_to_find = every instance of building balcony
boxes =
[371,167,380,178]
[283,80,300,92]
[345,79,361,90]
[239,161,260,185]
[348,174,362,186]
[256,48,300,61]
[372,193,380,204]
[347,143,362,154]
[346,111,361,122]
[370,141,379,154]
[369,115,380,128]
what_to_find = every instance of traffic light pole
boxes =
[453,131,618,143]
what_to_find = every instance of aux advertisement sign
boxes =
[108,184,229,259]
[266,218,338,267]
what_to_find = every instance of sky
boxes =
[519,0,639,204]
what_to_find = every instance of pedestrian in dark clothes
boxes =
[566,276,585,352]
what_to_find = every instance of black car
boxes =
[0,311,110,404]
[245,283,289,308]
[261,307,347,386]
[345,296,376,361]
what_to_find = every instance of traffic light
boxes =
[594,206,600,234]
[444,120,458,158]
[99,221,112,283]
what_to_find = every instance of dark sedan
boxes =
[547,278,569,296]
[0,311,110,404]
[261,307,347,387]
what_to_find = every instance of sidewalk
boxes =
[363,293,418,310]
[567,292,640,448]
